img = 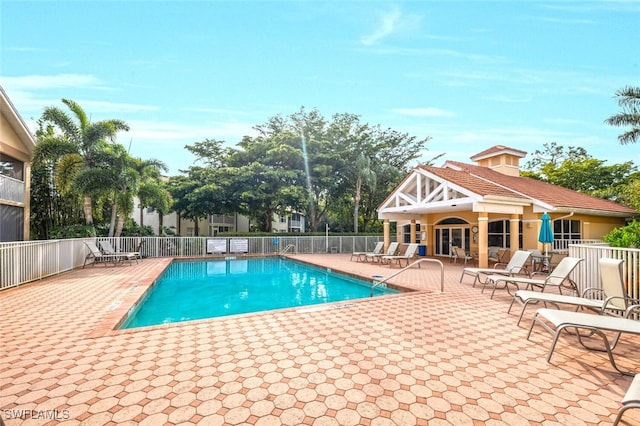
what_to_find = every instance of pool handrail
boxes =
[280,244,296,255]
[370,258,444,296]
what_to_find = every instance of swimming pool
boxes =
[119,257,399,329]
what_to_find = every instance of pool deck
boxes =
[1,254,639,425]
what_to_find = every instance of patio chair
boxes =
[366,242,399,263]
[460,250,531,287]
[613,373,640,425]
[489,247,509,264]
[482,256,583,299]
[381,243,420,267]
[83,241,131,268]
[451,246,475,265]
[509,258,628,325]
[527,304,640,376]
[351,241,383,262]
[98,240,141,263]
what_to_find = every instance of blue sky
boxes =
[2,1,639,175]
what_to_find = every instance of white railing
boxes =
[569,243,640,302]
[0,174,25,203]
[0,235,385,290]
[553,239,604,252]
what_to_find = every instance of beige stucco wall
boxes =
[396,208,628,258]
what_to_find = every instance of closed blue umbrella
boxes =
[538,213,554,257]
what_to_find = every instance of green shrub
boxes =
[603,220,640,248]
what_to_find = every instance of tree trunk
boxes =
[83,195,94,225]
[115,214,125,237]
[158,212,164,235]
[108,203,117,237]
[354,177,362,233]
[139,204,144,227]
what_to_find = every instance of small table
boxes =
[531,254,551,273]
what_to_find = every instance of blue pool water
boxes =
[119,257,399,329]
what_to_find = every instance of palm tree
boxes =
[39,99,130,228]
[353,153,376,233]
[606,86,640,145]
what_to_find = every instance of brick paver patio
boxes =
[1,253,638,425]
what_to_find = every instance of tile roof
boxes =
[425,161,636,215]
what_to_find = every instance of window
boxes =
[146,206,155,214]
[280,215,287,223]
[402,224,421,243]
[0,153,24,181]
[554,219,580,240]
[488,219,523,248]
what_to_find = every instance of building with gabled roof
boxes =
[0,86,36,241]
[377,145,636,267]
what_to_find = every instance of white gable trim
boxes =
[378,168,481,214]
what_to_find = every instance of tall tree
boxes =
[38,99,130,229]
[605,86,640,145]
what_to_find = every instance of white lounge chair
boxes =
[509,258,628,325]
[527,304,640,376]
[351,241,384,262]
[366,242,399,263]
[83,241,132,268]
[614,373,640,425]
[382,243,420,267]
[482,256,583,299]
[460,250,531,287]
[98,240,141,262]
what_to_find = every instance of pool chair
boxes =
[351,241,384,262]
[83,241,132,268]
[366,242,399,263]
[381,243,420,267]
[460,250,531,287]
[527,303,640,376]
[98,240,141,263]
[614,373,640,425]
[451,246,475,265]
[483,256,583,299]
[509,258,629,325]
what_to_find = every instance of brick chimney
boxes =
[470,145,527,177]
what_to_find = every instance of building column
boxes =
[410,220,416,243]
[383,219,390,251]
[510,214,520,256]
[478,213,489,268]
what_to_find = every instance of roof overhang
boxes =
[0,86,36,154]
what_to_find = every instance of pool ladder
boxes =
[279,244,296,255]
[370,258,445,296]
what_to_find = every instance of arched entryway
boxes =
[434,218,470,257]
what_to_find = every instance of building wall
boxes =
[0,107,33,241]
[402,208,627,257]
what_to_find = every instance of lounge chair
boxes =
[83,241,132,268]
[460,250,532,287]
[382,243,420,267]
[527,304,640,376]
[366,242,399,263]
[614,373,640,425]
[451,246,475,265]
[482,256,583,299]
[509,258,628,325]
[98,240,141,263]
[351,241,383,262]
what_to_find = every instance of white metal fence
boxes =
[3,238,639,301]
[0,236,385,290]
[569,244,640,302]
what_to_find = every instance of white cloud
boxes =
[391,107,455,118]
[2,74,103,90]
[360,7,402,46]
